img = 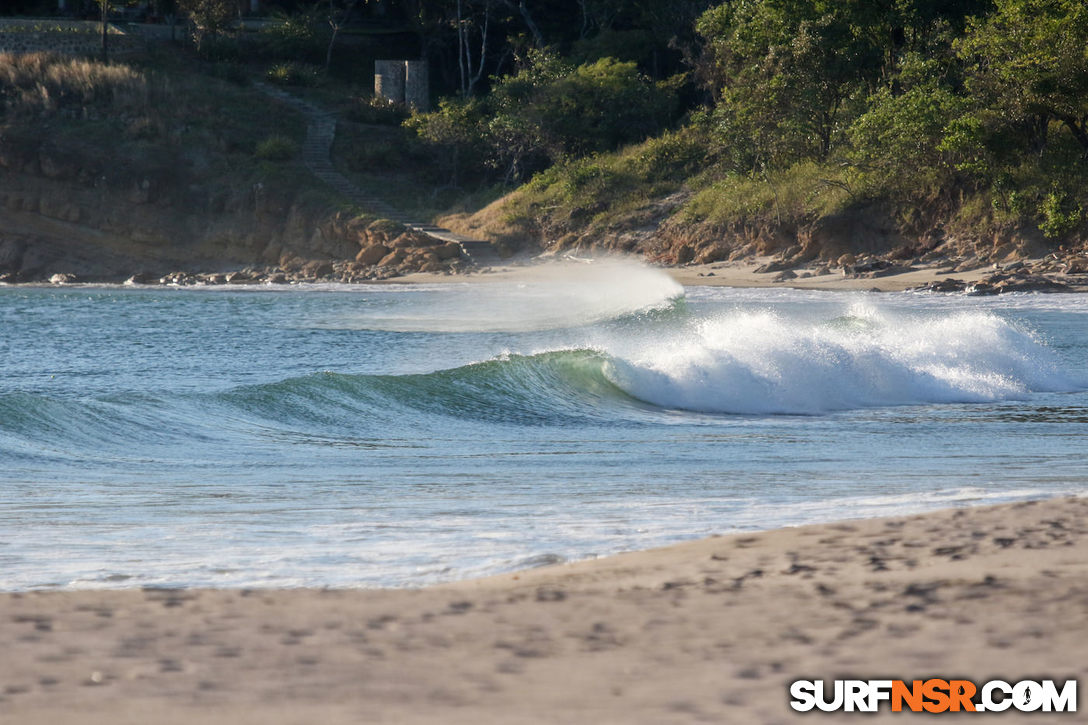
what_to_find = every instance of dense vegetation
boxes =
[384,0,1084,256]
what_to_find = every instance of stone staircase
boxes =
[256,83,501,267]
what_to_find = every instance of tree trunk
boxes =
[326,0,360,73]
[466,0,490,96]
[456,0,467,96]
[326,24,340,70]
[1030,113,1049,157]
[101,1,109,63]
[516,0,544,47]
[1057,113,1088,157]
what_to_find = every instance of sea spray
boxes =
[329,257,684,333]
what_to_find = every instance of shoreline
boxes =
[5,256,1088,294]
[397,256,1088,294]
[4,495,1086,723]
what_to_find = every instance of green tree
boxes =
[957,0,1088,157]
[848,54,967,198]
[489,53,674,176]
[695,0,990,172]
[178,0,237,53]
[325,0,364,71]
[409,51,676,184]
[405,96,490,186]
[696,1,885,171]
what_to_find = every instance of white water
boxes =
[606,301,1079,415]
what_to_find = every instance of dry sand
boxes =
[667,259,997,292]
[2,496,1086,724]
[387,257,1004,293]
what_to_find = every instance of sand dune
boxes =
[2,497,1086,723]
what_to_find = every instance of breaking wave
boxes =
[2,303,1080,461]
[607,303,1078,414]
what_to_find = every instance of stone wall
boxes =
[0,19,141,57]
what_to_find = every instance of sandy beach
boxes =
[388,256,1084,294]
[3,496,1085,723]
[667,259,996,292]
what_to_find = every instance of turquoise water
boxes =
[2,262,1087,590]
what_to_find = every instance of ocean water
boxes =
[2,260,1087,590]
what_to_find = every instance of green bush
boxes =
[405,97,492,186]
[569,28,657,66]
[1038,191,1082,239]
[848,56,967,199]
[493,125,713,235]
[626,128,708,184]
[257,11,329,62]
[266,62,320,87]
[254,135,297,161]
[491,54,674,162]
[343,128,424,173]
[408,52,677,186]
[195,35,241,62]
[686,160,853,226]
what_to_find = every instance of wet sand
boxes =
[3,496,1086,723]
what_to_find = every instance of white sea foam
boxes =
[606,301,1079,414]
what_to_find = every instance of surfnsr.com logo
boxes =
[790,679,1077,713]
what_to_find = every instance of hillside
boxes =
[0,47,460,284]
[438,126,1088,286]
[412,0,1088,290]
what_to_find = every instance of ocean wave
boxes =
[220,349,642,428]
[2,304,1080,454]
[225,303,1080,426]
[606,303,1080,415]
[0,391,214,463]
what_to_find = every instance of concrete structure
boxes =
[404,59,429,111]
[374,59,406,106]
[374,59,429,111]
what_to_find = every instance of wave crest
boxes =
[606,305,1077,415]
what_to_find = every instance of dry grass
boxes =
[0,49,307,161]
[0,52,153,117]
[440,128,709,246]
[0,48,321,217]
